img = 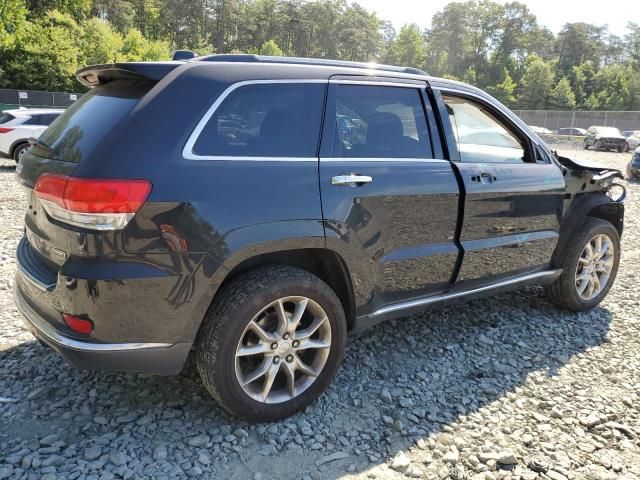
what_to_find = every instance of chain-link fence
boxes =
[513,110,640,133]
[0,88,81,111]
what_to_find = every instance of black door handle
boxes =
[471,173,496,184]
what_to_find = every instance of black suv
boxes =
[584,126,627,152]
[15,55,625,421]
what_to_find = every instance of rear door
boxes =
[434,89,565,286]
[319,78,461,312]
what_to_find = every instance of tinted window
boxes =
[443,95,525,164]
[37,80,151,162]
[332,85,431,158]
[23,115,39,125]
[0,113,15,124]
[24,114,56,126]
[39,113,59,126]
[193,83,325,157]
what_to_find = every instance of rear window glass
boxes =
[192,83,325,158]
[36,80,151,162]
[0,113,15,124]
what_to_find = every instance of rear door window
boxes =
[331,84,432,158]
[192,83,325,158]
[37,80,152,162]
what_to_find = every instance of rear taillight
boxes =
[0,127,14,133]
[34,174,151,230]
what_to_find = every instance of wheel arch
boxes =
[220,248,357,331]
[9,139,29,157]
[552,193,624,268]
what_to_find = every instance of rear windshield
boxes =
[36,80,152,162]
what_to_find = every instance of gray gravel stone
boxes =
[1,146,640,478]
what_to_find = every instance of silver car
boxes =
[626,131,640,152]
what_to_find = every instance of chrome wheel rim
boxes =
[234,296,331,404]
[575,233,615,300]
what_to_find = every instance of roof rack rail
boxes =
[194,54,428,76]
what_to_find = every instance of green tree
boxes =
[555,22,606,74]
[0,0,27,48]
[259,39,283,56]
[517,54,553,109]
[385,23,426,69]
[81,17,122,64]
[549,77,576,109]
[625,22,640,69]
[485,67,517,105]
[3,10,81,90]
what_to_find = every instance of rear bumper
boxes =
[15,286,190,374]
[14,235,194,374]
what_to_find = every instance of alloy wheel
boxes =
[575,233,615,300]
[234,296,331,404]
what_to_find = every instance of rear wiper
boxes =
[27,137,56,157]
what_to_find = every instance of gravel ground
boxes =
[1,144,639,480]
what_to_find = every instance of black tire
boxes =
[545,218,620,312]
[196,265,347,422]
[13,143,29,162]
[583,139,589,150]
[594,140,602,151]
[618,145,625,153]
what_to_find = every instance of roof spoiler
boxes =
[76,62,183,88]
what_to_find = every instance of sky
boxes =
[356,0,635,37]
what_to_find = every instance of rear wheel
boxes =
[545,218,620,311]
[196,265,347,421]
[13,143,29,162]
[583,139,589,150]
[618,145,625,153]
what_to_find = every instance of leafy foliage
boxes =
[0,0,638,110]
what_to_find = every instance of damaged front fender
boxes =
[556,154,626,202]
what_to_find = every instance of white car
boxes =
[0,108,63,162]
[626,130,640,152]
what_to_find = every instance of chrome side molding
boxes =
[368,269,563,319]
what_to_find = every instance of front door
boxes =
[436,90,565,286]
[319,79,461,313]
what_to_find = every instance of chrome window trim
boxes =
[182,79,327,161]
[329,79,425,88]
[320,157,448,163]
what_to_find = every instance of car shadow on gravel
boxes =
[0,285,612,479]
[0,163,16,173]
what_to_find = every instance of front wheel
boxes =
[196,265,347,422]
[545,218,620,311]
[583,139,590,150]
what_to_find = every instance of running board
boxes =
[355,269,562,330]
